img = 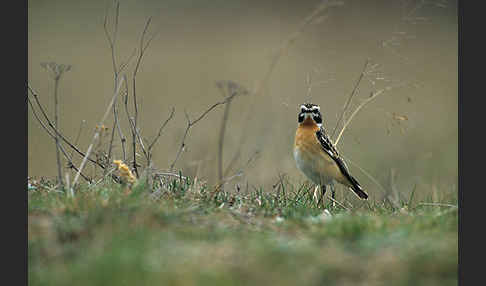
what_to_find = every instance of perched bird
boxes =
[293,103,368,206]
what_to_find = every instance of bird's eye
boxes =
[312,109,319,114]
[313,114,322,124]
[298,113,305,123]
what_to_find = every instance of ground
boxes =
[28,176,458,286]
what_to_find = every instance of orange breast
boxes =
[294,120,320,151]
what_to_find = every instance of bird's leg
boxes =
[312,185,319,204]
[330,182,336,208]
[317,185,327,208]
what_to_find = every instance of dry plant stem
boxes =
[114,97,127,161]
[127,116,148,160]
[104,2,134,167]
[28,84,106,170]
[71,77,125,189]
[217,95,234,186]
[28,98,91,183]
[155,172,188,180]
[331,59,370,139]
[340,153,388,197]
[418,203,458,208]
[216,150,260,191]
[328,196,350,211]
[130,17,156,177]
[147,107,176,161]
[70,120,86,159]
[169,98,235,171]
[334,86,396,146]
[103,1,120,77]
[223,149,241,178]
[53,78,64,189]
[233,0,343,160]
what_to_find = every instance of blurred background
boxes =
[28,0,457,201]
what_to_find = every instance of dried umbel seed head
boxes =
[40,62,72,80]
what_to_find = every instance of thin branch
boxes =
[418,203,458,208]
[114,94,127,161]
[28,97,91,183]
[331,59,370,139]
[103,1,120,76]
[155,172,188,180]
[53,77,63,188]
[103,2,137,169]
[71,76,125,189]
[327,196,350,211]
[223,149,241,178]
[69,120,86,160]
[27,83,105,170]
[334,83,405,145]
[215,150,260,192]
[340,153,387,197]
[217,89,235,186]
[169,95,239,171]
[130,16,157,177]
[148,107,176,153]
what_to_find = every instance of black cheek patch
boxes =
[298,113,305,122]
[314,115,322,124]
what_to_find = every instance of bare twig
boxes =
[40,62,72,189]
[418,202,458,208]
[71,76,125,190]
[218,100,232,185]
[327,196,350,211]
[53,77,63,188]
[130,16,157,177]
[69,120,86,160]
[215,82,243,186]
[28,83,106,170]
[155,172,188,180]
[215,150,260,192]
[169,92,241,171]
[104,2,137,169]
[223,149,241,178]
[331,59,370,139]
[340,153,387,198]
[28,97,91,183]
[385,168,401,209]
[103,1,120,76]
[147,107,176,156]
[334,83,405,145]
[110,93,127,162]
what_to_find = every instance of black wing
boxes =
[315,127,368,199]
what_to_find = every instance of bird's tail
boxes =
[347,175,368,200]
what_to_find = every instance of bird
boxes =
[293,103,368,207]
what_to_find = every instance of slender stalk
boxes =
[53,78,64,189]
[71,77,125,190]
[28,83,105,170]
[28,97,91,183]
[334,84,402,146]
[331,59,369,139]
[218,99,233,187]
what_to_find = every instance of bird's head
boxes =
[298,103,322,127]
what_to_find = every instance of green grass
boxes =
[28,176,458,286]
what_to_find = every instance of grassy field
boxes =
[28,174,457,286]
